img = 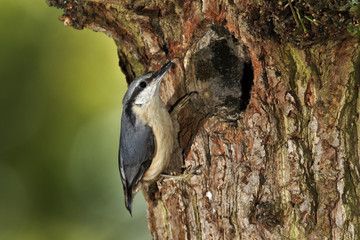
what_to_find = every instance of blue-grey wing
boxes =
[119,110,155,191]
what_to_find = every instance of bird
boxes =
[118,62,174,215]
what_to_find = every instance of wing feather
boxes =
[119,110,155,193]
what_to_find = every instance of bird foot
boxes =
[169,91,198,115]
[161,165,203,181]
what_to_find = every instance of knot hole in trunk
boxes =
[185,26,254,121]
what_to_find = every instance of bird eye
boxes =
[139,81,147,88]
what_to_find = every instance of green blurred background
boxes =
[0,1,150,239]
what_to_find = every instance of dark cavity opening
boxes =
[190,29,254,118]
[239,61,253,111]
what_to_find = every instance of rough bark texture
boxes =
[48,0,360,239]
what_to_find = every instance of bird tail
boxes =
[125,188,133,216]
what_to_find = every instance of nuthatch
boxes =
[119,62,174,214]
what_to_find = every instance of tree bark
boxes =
[48,0,360,239]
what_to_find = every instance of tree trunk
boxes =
[47,0,360,239]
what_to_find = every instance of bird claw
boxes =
[169,91,198,115]
[161,164,203,181]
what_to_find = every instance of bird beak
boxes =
[152,62,173,86]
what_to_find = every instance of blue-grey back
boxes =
[119,107,155,188]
